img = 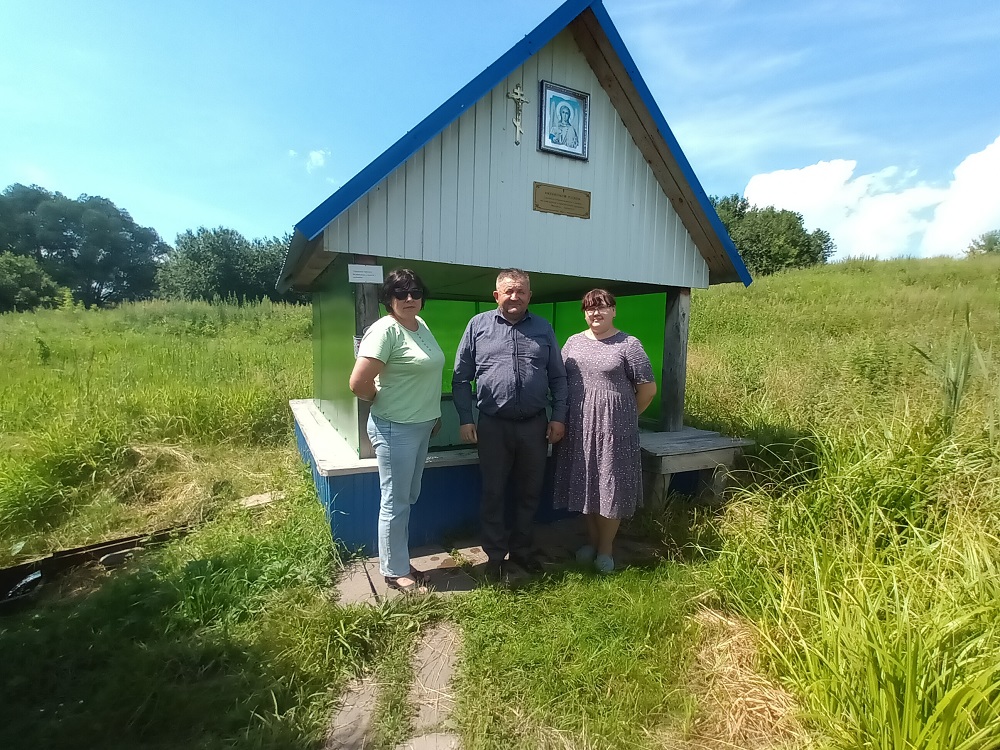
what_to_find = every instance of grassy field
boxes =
[2,255,999,749]
[0,299,312,565]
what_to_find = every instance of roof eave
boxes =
[294,0,597,243]
[280,0,752,290]
[585,2,751,287]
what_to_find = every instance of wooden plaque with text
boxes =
[532,182,591,219]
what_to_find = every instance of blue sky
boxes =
[2,0,998,259]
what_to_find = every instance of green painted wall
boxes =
[419,292,665,416]
[313,260,360,454]
[312,280,667,454]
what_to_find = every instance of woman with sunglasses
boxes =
[552,288,656,574]
[350,268,445,595]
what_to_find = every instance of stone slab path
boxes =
[336,517,666,605]
[323,623,463,750]
[328,518,666,748]
[403,622,462,749]
[337,545,478,605]
[324,677,378,749]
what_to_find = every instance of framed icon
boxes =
[538,80,590,160]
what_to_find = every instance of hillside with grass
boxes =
[1,254,998,749]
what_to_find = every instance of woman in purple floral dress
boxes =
[553,289,657,573]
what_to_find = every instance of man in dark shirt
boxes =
[453,268,568,581]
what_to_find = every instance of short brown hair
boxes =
[581,288,615,310]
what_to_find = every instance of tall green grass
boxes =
[3,256,999,749]
[696,255,1000,749]
[0,469,436,750]
[0,299,312,562]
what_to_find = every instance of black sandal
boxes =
[384,575,427,595]
[409,566,430,585]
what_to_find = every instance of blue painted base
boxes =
[294,421,573,554]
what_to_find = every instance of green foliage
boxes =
[0,183,168,306]
[709,427,1000,749]
[912,309,983,437]
[0,251,62,312]
[692,254,1000,749]
[3,255,1000,749]
[0,481,437,750]
[157,227,294,303]
[712,193,834,276]
[0,299,312,557]
[455,568,697,749]
[966,229,1000,256]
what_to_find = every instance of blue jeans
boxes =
[367,414,435,578]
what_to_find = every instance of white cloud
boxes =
[920,135,1000,256]
[287,149,297,157]
[306,149,330,173]
[743,136,1000,259]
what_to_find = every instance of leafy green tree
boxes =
[0,184,168,306]
[712,194,835,276]
[157,227,293,302]
[965,229,1000,256]
[0,252,62,312]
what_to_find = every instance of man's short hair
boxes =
[496,268,530,287]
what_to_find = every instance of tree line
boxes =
[14,181,988,314]
[0,184,297,313]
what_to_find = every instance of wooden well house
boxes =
[278,0,753,552]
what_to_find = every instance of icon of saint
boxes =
[548,102,579,149]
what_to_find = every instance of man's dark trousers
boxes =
[476,411,548,564]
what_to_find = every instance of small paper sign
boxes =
[347,264,384,284]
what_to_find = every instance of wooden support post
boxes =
[354,255,381,459]
[660,287,690,432]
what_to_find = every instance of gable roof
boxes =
[278,0,751,290]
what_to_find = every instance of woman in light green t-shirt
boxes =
[349,269,445,595]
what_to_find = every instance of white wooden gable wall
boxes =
[323,29,710,289]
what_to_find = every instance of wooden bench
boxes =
[639,427,754,510]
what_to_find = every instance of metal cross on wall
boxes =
[506,83,529,145]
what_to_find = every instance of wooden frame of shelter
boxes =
[278,0,753,552]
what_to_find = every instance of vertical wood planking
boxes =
[403,151,425,260]
[470,95,493,264]
[456,105,476,264]
[515,56,538,265]
[311,27,711,289]
[487,81,508,266]
[346,199,369,256]
[368,183,388,257]
[661,286,690,431]
[438,120,461,264]
[422,133,443,262]
[386,167,405,257]
[353,254,381,458]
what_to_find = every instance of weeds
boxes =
[3,257,1000,749]
[0,300,311,561]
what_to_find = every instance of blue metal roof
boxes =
[286,0,750,287]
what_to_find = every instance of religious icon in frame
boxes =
[538,81,589,160]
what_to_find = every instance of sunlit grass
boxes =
[0,469,436,750]
[454,566,700,749]
[0,299,312,562]
[2,255,1000,748]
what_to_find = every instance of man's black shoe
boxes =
[482,560,505,585]
[510,555,544,576]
